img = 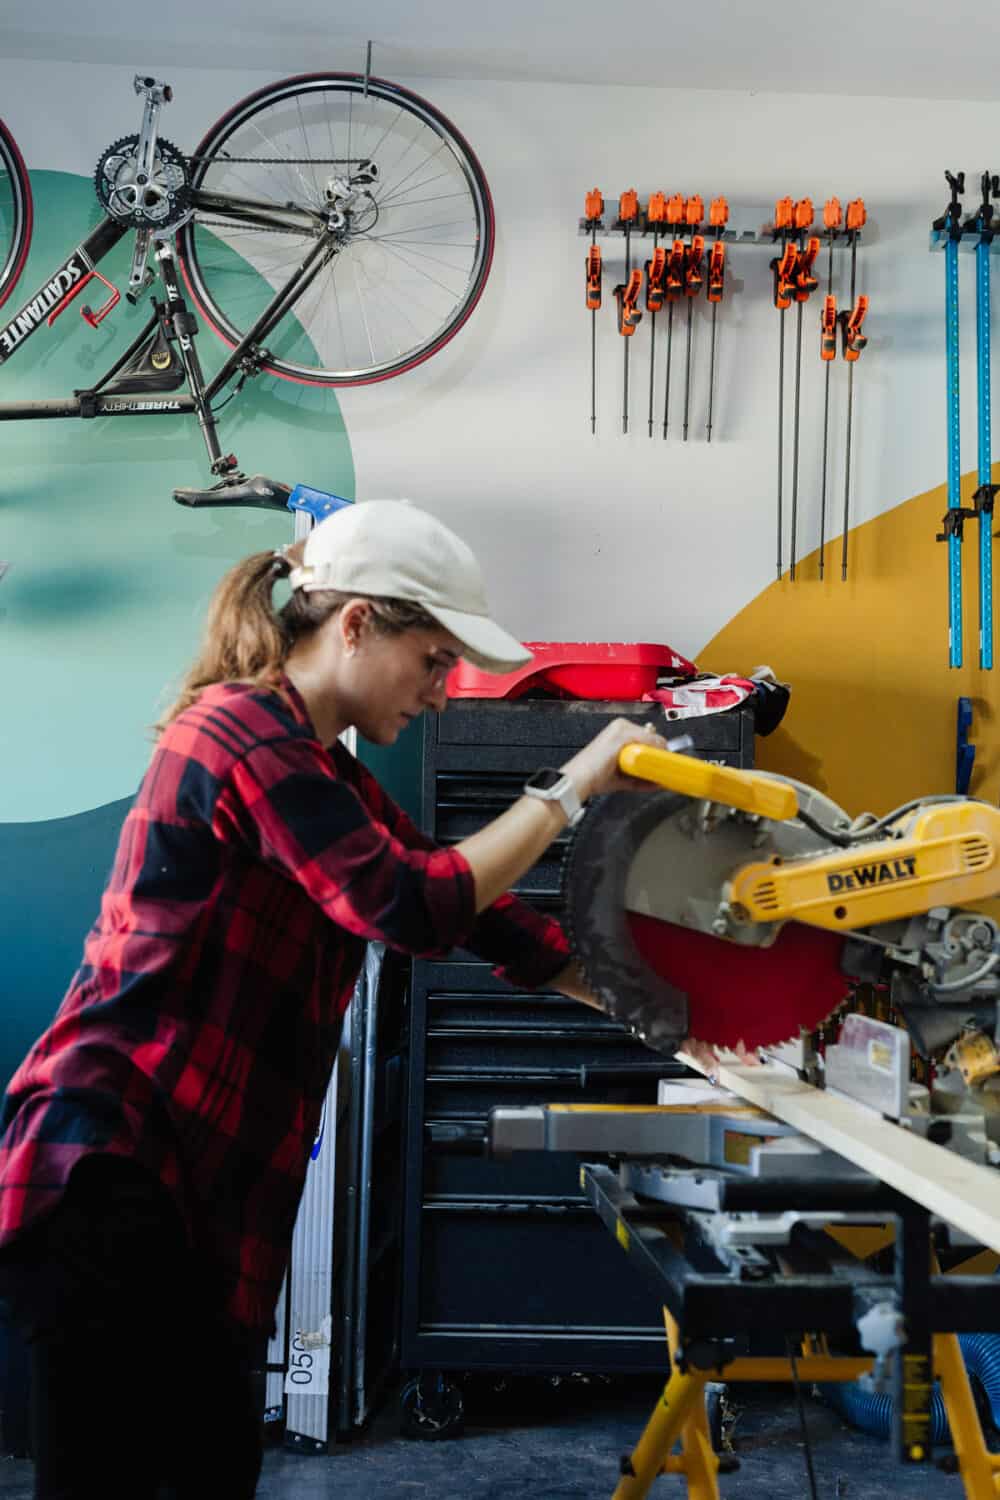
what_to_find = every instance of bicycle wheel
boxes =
[0,117,33,310]
[178,73,494,387]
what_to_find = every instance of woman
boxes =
[0,499,670,1499]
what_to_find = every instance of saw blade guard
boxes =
[562,789,852,1053]
[562,791,692,1054]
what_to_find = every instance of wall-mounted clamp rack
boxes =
[581,191,871,587]
[930,170,998,671]
[578,200,867,248]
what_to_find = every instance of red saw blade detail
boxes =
[627,914,850,1049]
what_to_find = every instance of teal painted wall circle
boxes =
[0,171,354,822]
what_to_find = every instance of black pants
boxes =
[0,1155,264,1499]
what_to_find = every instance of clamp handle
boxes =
[771,241,798,309]
[821,295,838,360]
[645,245,667,311]
[839,294,869,361]
[614,268,643,335]
[794,236,822,301]
[664,240,686,300]
[707,241,726,303]
[685,236,705,296]
[585,245,602,310]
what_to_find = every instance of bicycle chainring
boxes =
[94,135,191,229]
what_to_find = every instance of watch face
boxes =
[527,768,564,792]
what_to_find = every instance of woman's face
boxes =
[345,612,462,745]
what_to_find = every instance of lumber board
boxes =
[676,1052,1000,1253]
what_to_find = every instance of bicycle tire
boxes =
[0,117,33,311]
[177,73,495,387]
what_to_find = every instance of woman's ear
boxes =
[339,598,372,654]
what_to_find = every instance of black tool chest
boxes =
[399,697,754,1414]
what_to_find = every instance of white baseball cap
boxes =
[288,499,532,674]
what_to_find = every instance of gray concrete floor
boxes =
[1,1374,977,1498]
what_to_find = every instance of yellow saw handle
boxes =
[618,743,799,821]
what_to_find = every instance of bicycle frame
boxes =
[0,194,333,481]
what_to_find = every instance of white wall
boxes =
[1,58,983,657]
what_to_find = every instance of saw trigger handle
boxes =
[617,744,800,821]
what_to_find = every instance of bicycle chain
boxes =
[194,220,308,236]
[188,156,363,166]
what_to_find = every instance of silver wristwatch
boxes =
[523,767,585,826]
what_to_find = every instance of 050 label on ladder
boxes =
[284,1315,333,1397]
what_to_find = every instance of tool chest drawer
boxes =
[415,1211,664,1334]
[400,698,754,1381]
[433,698,749,755]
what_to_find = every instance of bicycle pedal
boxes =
[172,473,292,511]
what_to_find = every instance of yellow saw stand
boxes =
[615,1297,1000,1500]
[490,1096,1000,1500]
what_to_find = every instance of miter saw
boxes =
[563,743,1000,1076]
[489,746,1000,1495]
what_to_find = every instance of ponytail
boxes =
[155,541,439,735]
[156,545,303,732]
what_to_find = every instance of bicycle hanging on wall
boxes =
[0,69,495,511]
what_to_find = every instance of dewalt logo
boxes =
[827,857,917,894]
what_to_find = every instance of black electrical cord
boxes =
[794,793,970,851]
[786,1337,821,1500]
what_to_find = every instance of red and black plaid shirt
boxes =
[0,678,569,1329]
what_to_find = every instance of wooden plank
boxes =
[677,1052,1000,1253]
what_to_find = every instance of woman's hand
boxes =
[560,718,670,803]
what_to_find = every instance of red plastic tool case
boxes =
[448,642,697,700]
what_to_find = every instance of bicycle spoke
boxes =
[375,142,450,210]
[370,128,425,205]
[295,93,323,206]
[366,240,476,278]
[325,95,338,195]
[347,253,376,367]
[372,237,471,301]
[358,103,406,172]
[246,114,316,205]
[368,219,475,239]
[376,166,457,210]
[328,255,348,365]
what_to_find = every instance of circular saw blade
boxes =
[563,790,850,1054]
[628,912,848,1050]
